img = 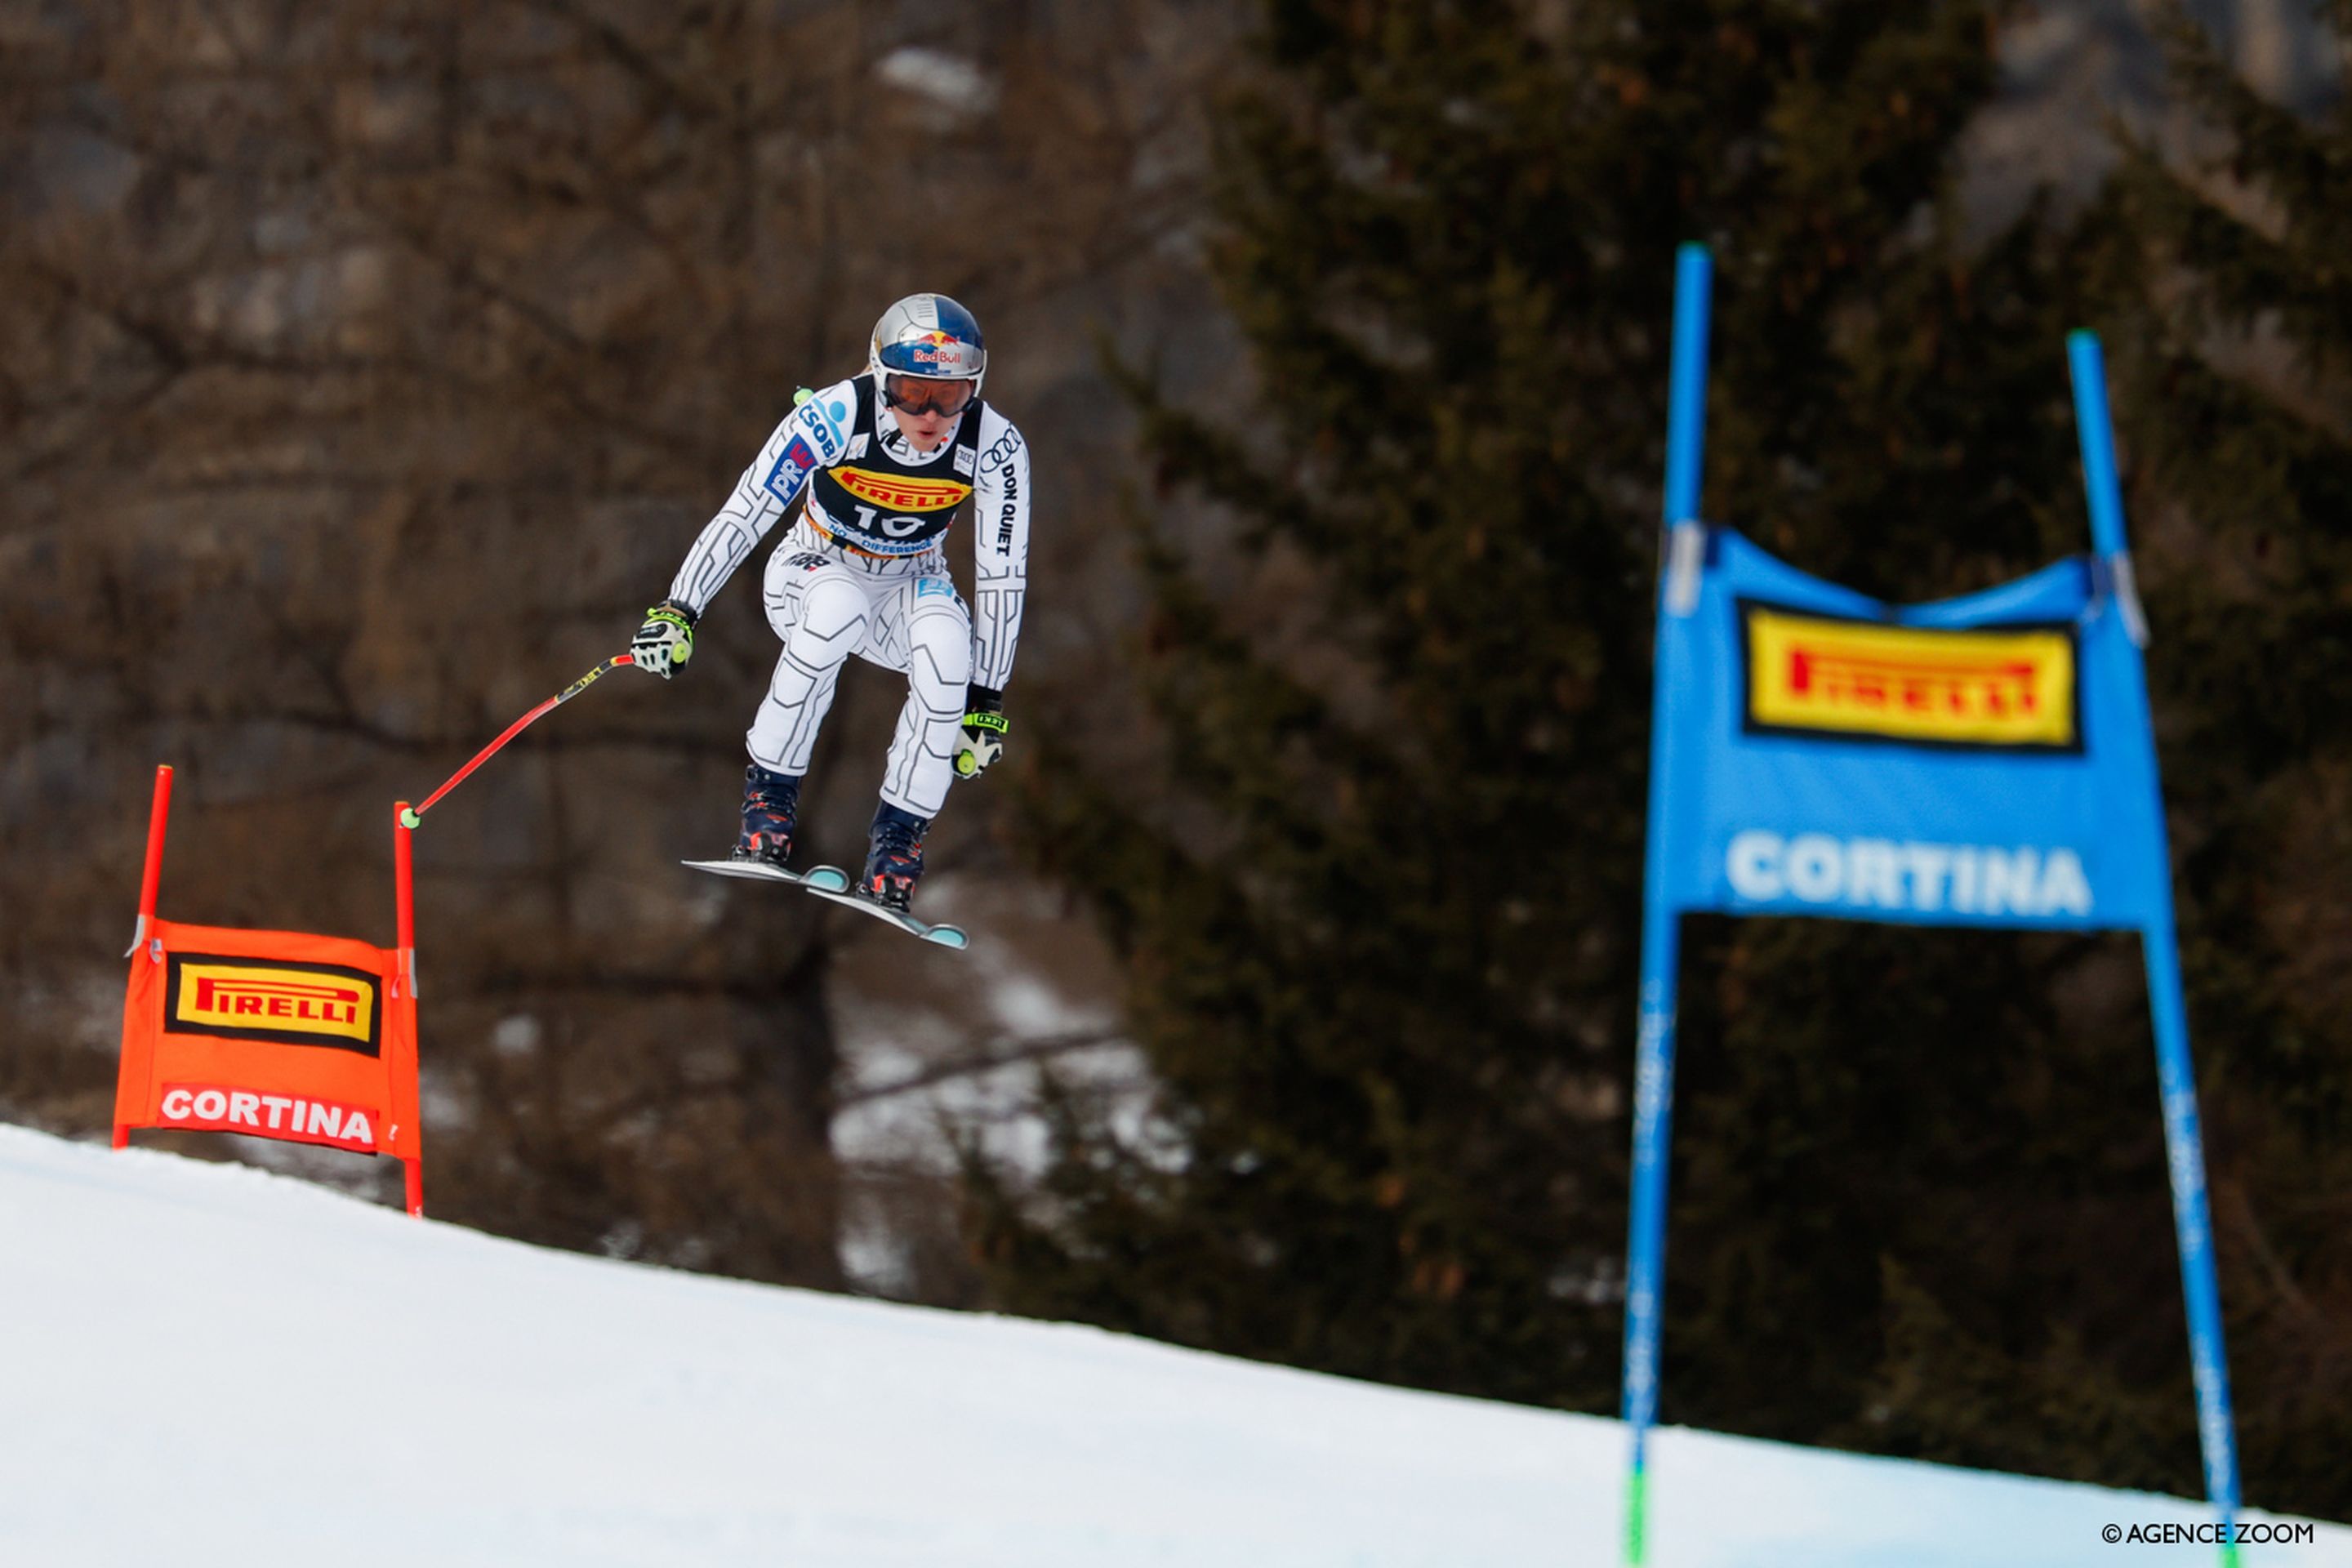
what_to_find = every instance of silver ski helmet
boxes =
[870,292,987,398]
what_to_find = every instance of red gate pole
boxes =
[116,765,175,1148]
[127,765,173,956]
[394,798,416,960]
[393,800,424,1218]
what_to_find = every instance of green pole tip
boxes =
[399,808,421,830]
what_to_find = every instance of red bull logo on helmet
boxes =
[889,330,982,377]
[902,343,978,373]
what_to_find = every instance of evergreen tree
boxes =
[2051,4,2347,1515]
[1824,8,2352,1518]
[973,0,2096,1407]
[1833,9,2352,1518]
[971,0,2352,1518]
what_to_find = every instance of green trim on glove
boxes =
[955,705,1009,779]
[632,601,697,679]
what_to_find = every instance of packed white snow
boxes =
[0,1123,2343,1567]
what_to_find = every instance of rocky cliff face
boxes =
[1,0,2327,1297]
[0,0,1245,1294]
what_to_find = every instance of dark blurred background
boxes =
[4,0,2346,1521]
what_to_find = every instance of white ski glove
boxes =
[955,685,1009,779]
[630,601,696,679]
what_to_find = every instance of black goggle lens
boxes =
[884,375,975,417]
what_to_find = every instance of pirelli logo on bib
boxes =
[830,467,972,514]
[1740,600,2080,751]
[164,955,381,1056]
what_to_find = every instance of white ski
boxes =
[681,859,850,892]
[800,877,969,951]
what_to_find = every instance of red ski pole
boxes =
[399,653,635,829]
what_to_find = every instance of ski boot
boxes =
[733,763,802,869]
[860,801,929,911]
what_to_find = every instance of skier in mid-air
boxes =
[628,293,1029,920]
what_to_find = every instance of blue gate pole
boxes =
[1663,246,1713,533]
[1621,242,1711,1567]
[2069,331,2243,1566]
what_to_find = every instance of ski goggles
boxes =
[882,373,977,418]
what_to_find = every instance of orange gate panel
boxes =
[113,766,425,1216]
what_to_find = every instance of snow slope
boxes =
[0,1125,2342,1567]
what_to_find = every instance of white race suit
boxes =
[663,374,1031,818]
